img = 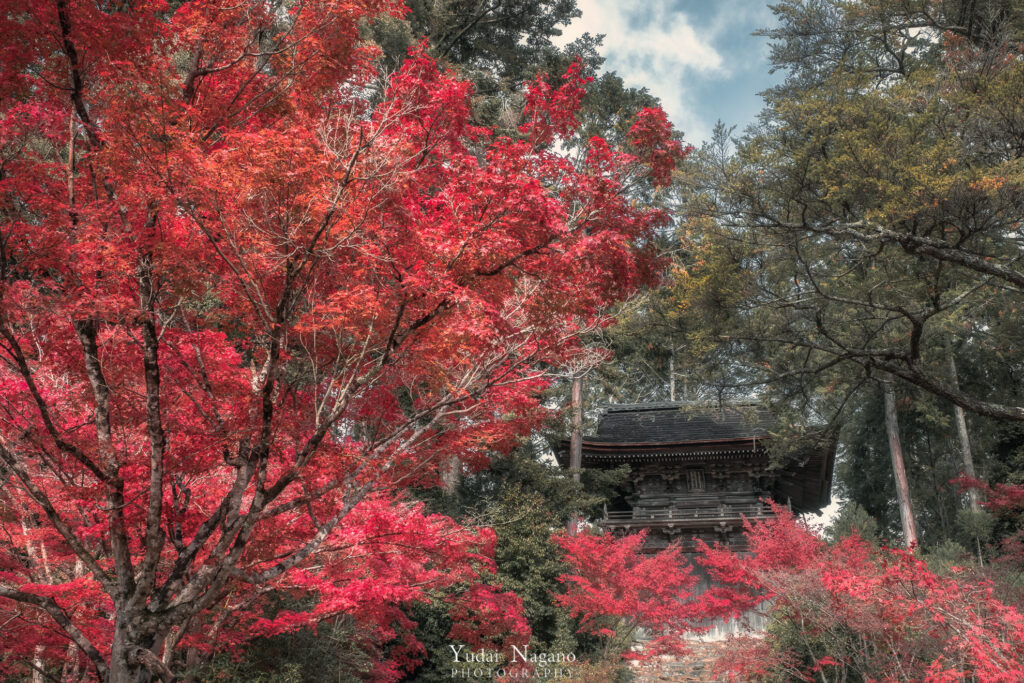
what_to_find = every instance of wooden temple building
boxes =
[560,402,836,552]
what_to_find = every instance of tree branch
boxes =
[0,588,108,679]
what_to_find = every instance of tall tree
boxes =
[884,377,919,547]
[710,0,1024,422]
[364,1,680,421]
[0,1,683,679]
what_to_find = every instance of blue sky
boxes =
[557,1,782,145]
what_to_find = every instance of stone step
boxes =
[630,641,728,682]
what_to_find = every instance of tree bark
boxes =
[441,456,460,491]
[669,353,676,402]
[567,375,583,536]
[947,347,979,511]
[109,614,135,683]
[883,378,918,548]
[569,375,583,483]
[946,344,984,566]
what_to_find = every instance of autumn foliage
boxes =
[0,0,685,680]
[701,505,1024,682]
[554,530,702,661]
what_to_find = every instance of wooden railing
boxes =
[601,502,773,525]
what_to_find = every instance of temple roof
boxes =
[559,402,836,512]
[592,403,775,444]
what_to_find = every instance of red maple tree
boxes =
[700,504,1024,682]
[0,1,685,680]
[553,530,703,661]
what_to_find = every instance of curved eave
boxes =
[557,437,766,467]
[774,437,838,513]
[582,435,767,451]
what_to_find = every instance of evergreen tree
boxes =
[612,0,1024,551]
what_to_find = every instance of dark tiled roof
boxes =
[592,403,776,444]
[559,402,836,512]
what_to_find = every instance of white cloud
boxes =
[556,0,726,142]
[704,0,775,40]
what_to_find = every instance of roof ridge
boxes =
[601,401,767,413]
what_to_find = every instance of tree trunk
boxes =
[668,353,676,402]
[110,606,168,683]
[947,344,984,566]
[440,455,460,492]
[109,616,135,683]
[567,375,583,536]
[569,375,583,483]
[60,560,87,682]
[19,513,53,683]
[31,647,45,683]
[947,347,979,511]
[883,379,919,548]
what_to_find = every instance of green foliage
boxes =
[488,483,580,651]
[612,0,1024,565]
[400,597,456,683]
[575,71,661,149]
[956,508,995,547]
[924,539,973,575]
[836,385,973,548]
[369,0,582,82]
[825,501,880,544]
[720,0,1024,421]
[761,603,872,683]
[988,421,1024,487]
[404,445,629,679]
[197,617,374,682]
